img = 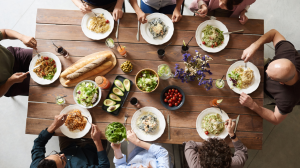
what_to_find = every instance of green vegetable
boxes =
[75,82,99,107]
[105,122,127,143]
[123,79,131,92]
[202,25,224,47]
[137,70,158,92]
[107,104,120,112]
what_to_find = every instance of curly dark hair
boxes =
[198,138,232,168]
[37,159,57,168]
[226,0,244,10]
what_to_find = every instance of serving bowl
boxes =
[160,85,185,110]
[135,68,159,93]
[73,80,101,109]
[105,122,126,144]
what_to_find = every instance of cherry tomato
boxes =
[168,89,172,93]
[42,72,46,76]
[202,41,206,45]
[177,101,180,104]
[179,97,182,101]
[44,57,49,60]
[211,45,214,48]
[169,103,172,107]
[172,101,175,105]
[175,103,178,106]
[166,96,170,99]
[205,131,209,135]
[168,99,172,103]
[106,20,109,23]
[52,60,55,64]
[174,93,177,97]
[221,41,223,44]
[215,42,218,46]
[164,99,168,103]
[165,93,168,96]
[172,97,176,101]
[179,94,183,98]
[172,89,175,91]
[175,90,178,93]
[46,62,48,65]
[53,65,56,68]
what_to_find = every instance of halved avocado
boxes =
[109,93,121,101]
[107,104,120,112]
[113,87,124,96]
[123,79,131,92]
[114,80,125,92]
[103,99,116,106]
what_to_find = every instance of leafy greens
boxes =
[105,122,127,143]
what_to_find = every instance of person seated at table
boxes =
[184,119,248,168]
[111,130,173,167]
[0,29,37,98]
[189,0,256,25]
[129,0,184,23]
[30,113,110,168]
[71,0,124,20]
[239,29,300,125]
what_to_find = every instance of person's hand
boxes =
[8,72,29,84]
[195,5,208,17]
[241,43,258,62]
[239,92,255,109]
[91,124,102,142]
[137,11,147,24]
[78,2,92,14]
[225,118,236,137]
[20,35,37,49]
[127,130,139,144]
[111,143,121,151]
[172,8,182,22]
[48,113,68,133]
[239,10,248,25]
[113,7,123,21]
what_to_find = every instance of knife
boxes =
[167,114,170,140]
[226,59,242,61]
[116,19,119,39]
[137,21,140,41]
[234,115,240,133]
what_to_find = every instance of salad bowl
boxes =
[135,68,159,93]
[73,80,101,109]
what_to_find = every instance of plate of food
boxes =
[196,107,229,140]
[60,105,92,139]
[105,122,127,144]
[73,80,101,108]
[131,106,166,142]
[140,13,174,45]
[226,61,261,94]
[81,8,114,40]
[29,52,62,85]
[195,20,229,53]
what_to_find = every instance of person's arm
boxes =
[71,0,92,14]
[128,0,147,23]
[241,29,286,62]
[91,124,110,168]
[30,114,67,168]
[172,0,183,22]
[113,0,124,21]
[184,141,201,168]
[0,29,37,49]
[111,143,128,168]
[0,72,29,97]
[239,92,287,125]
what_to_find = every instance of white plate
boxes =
[131,106,166,141]
[195,20,229,53]
[140,13,174,45]
[226,61,261,94]
[196,107,229,140]
[73,80,102,109]
[81,8,114,40]
[59,105,92,139]
[29,52,62,85]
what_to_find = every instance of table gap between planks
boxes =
[26,9,264,150]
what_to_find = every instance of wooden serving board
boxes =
[59,50,117,87]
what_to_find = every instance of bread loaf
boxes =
[65,61,113,85]
[61,51,112,78]
[66,57,107,80]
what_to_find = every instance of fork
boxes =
[124,113,129,126]
[216,119,236,124]
[194,11,216,20]
[83,116,92,125]
[245,62,248,71]
[35,49,41,57]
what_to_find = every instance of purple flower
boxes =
[206,63,210,68]
[202,56,206,61]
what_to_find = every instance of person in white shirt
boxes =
[129,0,184,23]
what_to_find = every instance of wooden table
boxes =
[26,9,264,150]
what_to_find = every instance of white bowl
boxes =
[73,80,101,109]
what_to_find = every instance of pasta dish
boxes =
[87,14,110,33]
[228,66,254,89]
[33,56,57,80]
[65,109,87,131]
[149,18,168,39]
[137,112,158,134]
[202,113,224,135]
[202,25,224,48]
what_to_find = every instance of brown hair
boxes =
[198,138,232,168]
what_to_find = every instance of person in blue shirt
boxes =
[111,130,173,168]
[71,0,124,21]
[30,113,110,168]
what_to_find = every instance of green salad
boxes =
[137,70,158,92]
[202,113,224,135]
[228,70,241,89]
[105,122,127,143]
[75,81,99,107]
[202,25,224,48]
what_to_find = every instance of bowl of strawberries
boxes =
[160,85,185,110]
